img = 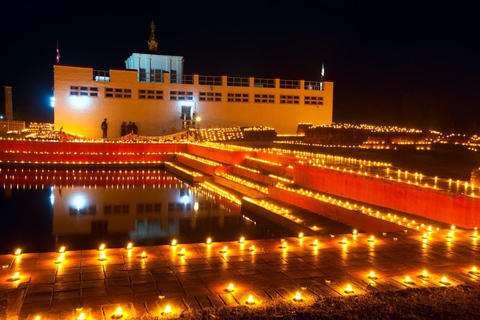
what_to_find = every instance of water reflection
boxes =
[0,168,292,253]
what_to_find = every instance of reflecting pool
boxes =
[0,168,293,254]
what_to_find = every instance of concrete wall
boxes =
[54,65,333,138]
[293,163,480,228]
[268,186,405,233]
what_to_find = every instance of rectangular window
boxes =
[139,89,163,100]
[199,76,222,86]
[70,86,98,97]
[304,96,324,105]
[139,68,147,82]
[227,93,249,102]
[170,90,194,101]
[170,70,178,84]
[254,94,275,103]
[227,77,249,87]
[254,78,275,88]
[105,88,132,98]
[199,92,222,101]
[280,95,300,104]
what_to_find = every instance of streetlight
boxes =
[196,116,201,130]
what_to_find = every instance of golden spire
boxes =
[148,20,158,52]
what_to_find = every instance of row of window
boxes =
[68,201,216,216]
[69,86,324,104]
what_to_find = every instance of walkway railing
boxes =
[92,69,325,90]
[163,119,239,135]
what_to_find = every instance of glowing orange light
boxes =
[293,292,303,301]
[246,295,255,304]
[163,305,172,314]
[226,283,234,292]
[345,284,354,293]
[111,307,123,319]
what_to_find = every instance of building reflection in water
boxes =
[53,183,239,240]
[0,168,289,251]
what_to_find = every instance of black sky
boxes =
[1,1,479,133]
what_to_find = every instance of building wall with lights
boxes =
[54,64,333,138]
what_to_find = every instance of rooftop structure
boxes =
[53,22,333,138]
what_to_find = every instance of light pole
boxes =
[196,116,201,130]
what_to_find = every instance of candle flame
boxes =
[114,307,122,316]
[294,292,302,301]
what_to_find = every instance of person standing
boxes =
[101,118,108,138]
[132,122,138,135]
[121,122,127,136]
[127,121,133,134]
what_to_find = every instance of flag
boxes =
[56,41,60,64]
[321,63,325,77]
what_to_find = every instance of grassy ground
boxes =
[157,284,480,319]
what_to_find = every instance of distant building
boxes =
[54,21,333,138]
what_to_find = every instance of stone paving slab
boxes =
[1,228,479,318]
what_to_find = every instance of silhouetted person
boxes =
[121,122,127,136]
[132,122,138,135]
[101,118,108,138]
[127,121,133,134]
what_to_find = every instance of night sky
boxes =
[1,1,479,134]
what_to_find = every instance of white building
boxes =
[54,21,333,138]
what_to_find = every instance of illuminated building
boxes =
[53,21,333,138]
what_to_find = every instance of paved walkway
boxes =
[1,228,479,319]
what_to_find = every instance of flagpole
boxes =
[320,63,324,90]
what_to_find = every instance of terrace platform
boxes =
[1,229,479,319]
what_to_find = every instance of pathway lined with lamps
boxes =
[1,227,479,318]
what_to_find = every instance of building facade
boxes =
[53,23,333,138]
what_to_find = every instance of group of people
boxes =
[100,119,139,139]
[121,121,139,136]
[180,112,199,129]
